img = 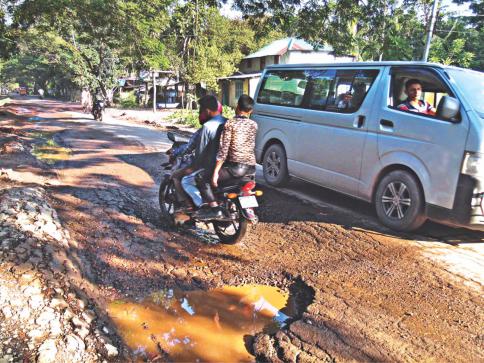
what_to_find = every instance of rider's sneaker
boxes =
[194,206,225,220]
[174,205,195,214]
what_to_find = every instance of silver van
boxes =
[253,62,484,231]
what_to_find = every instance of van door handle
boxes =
[380,119,394,128]
[355,115,365,128]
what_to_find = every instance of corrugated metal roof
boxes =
[218,72,262,80]
[244,38,333,59]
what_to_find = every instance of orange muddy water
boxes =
[108,285,294,362]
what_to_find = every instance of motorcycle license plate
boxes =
[238,196,258,208]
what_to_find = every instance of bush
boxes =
[167,105,236,129]
[167,109,200,128]
[222,105,235,119]
[118,92,138,109]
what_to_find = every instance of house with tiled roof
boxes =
[218,37,354,107]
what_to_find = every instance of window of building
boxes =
[260,57,266,71]
[247,59,252,68]
[274,55,279,64]
[235,80,244,100]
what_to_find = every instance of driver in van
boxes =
[397,79,436,115]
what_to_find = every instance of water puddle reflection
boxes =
[108,285,295,362]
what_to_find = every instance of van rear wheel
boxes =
[375,170,426,232]
[263,144,289,187]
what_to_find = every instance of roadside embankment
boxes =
[0,120,118,362]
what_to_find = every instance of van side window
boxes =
[390,68,454,119]
[307,69,379,113]
[257,70,307,107]
[305,69,336,110]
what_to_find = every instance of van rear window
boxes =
[257,68,379,113]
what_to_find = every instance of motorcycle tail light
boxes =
[254,190,263,197]
[227,193,238,199]
[241,181,256,192]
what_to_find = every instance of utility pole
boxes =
[152,70,156,113]
[422,0,439,62]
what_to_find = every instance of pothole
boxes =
[108,283,312,362]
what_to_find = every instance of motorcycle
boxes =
[92,99,105,121]
[158,131,262,245]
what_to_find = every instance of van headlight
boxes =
[462,152,484,178]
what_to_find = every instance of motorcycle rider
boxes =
[194,94,258,220]
[173,95,226,213]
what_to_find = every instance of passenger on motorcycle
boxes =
[173,95,226,213]
[194,94,258,220]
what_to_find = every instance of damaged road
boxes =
[0,98,483,362]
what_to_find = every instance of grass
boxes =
[30,132,71,164]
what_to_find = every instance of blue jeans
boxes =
[181,170,203,207]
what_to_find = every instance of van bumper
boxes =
[426,174,484,231]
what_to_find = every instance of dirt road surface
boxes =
[1,97,483,362]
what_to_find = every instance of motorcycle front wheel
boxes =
[158,177,176,224]
[212,201,248,245]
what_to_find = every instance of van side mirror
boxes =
[437,96,460,122]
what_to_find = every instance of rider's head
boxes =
[198,95,220,124]
[236,94,254,116]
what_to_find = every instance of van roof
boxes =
[265,61,462,70]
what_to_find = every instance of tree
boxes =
[233,0,301,38]
[4,0,173,99]
[164,2,255,97]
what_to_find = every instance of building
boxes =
[218,37,355,107]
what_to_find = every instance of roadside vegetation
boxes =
[0,0,481,102]
[118,92,138,109]
[168,105,235,128]
[31,133,71,164]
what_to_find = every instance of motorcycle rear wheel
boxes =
[212,202,248,244]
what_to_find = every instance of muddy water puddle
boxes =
[108,285,295,362]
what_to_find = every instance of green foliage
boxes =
[430,37,474,67]
[118,92,138,108]
[164,2,255,93]
[167,105,235,128]
[222,105,235,119]
[3,0,173,98]
[168,109,200,128]
[430,15,480,69]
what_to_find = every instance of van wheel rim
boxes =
[266,151,281,178]
[381,182,411,220]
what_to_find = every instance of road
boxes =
[1,97,483,362]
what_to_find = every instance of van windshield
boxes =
[446,68,484,117]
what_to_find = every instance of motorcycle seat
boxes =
[167,131,191,144]
[216,175,256,193]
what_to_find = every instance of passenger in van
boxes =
[194,95,258,220]
[397,79,436,115]
[337,92,353,109]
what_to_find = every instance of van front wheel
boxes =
[263,144,289,187]
[375,170,426,231]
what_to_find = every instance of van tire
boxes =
[263,144,289,187]
[375,170,426,231]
